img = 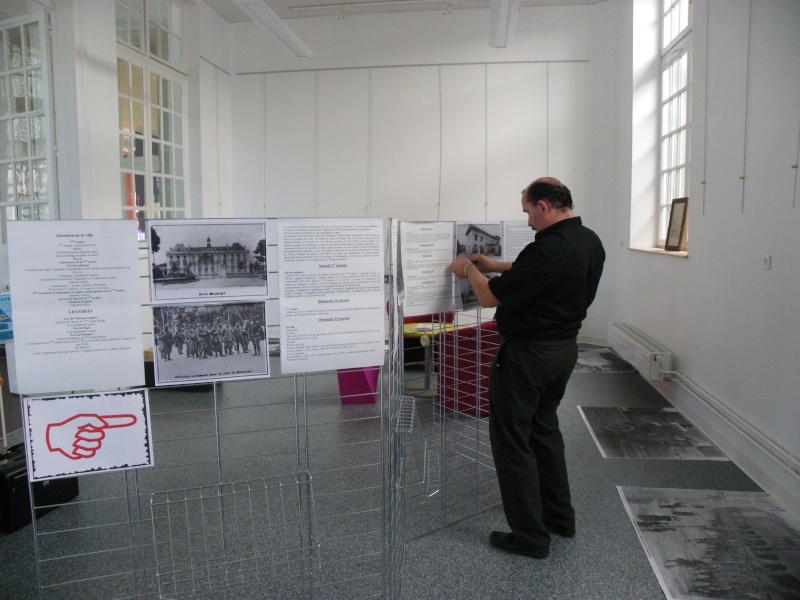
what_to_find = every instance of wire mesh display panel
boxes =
[23,364,392,600]
[399,308,502,541]
[149,474,317,599]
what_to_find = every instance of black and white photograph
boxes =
[573,346,637,374]
[579,406,728,460]
[454,221,502,310]
[148,219,268,302]
[152,301,269,385]
[619,486,800,600]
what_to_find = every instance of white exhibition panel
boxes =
[317,69,371,218]
[199,60,233,219]
[370,66,442,222]
[231,74,267,218]
[438,64,488,221]
[547,62,590,210]
[264,72,317,218]
[486,63,549,220]
[703,0,750,218]
[744,0,800,210]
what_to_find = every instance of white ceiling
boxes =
[204,0,606,22]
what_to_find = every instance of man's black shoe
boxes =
[489,531,549,559]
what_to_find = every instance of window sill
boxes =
[629,247,688,258]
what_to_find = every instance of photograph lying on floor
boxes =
[454,221,502,310]
[278,218,385,374]
[7,219,144,394]
[573,347,637,373]
[579,406,727,460]
[153,301,269,385]
[148,219,268,302]
[23,390,152,480]
[619,486,800,600]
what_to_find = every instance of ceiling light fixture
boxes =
[489,0,520,48]
[234,0,313,57]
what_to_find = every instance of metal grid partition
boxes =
[398,307,502,541]
[23,363,393,600]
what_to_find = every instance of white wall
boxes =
[611,0,800,518]
[227,7,607,339]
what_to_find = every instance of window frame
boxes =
[0,11,58,245]
[657,0,692,248]
[116,0,188,242]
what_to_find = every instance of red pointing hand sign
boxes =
[46,413,138,460]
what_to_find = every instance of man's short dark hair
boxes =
[525,180,573,210]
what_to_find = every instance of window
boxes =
[0,14,56,244]
[658,0,691,247]
[117,0,185,241]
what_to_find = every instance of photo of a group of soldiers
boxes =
[152,302,270,385]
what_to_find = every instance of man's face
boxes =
[521,194,543,231]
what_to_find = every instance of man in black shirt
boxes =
[449,177,605,559]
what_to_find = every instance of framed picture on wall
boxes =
[664,197,689,251]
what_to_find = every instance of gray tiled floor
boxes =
[0,367,762,599]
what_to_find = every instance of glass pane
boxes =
[661,137,670,170]
[0,120,11,160]
[151,106,161,139]
[175,179,184,208]
[34,203,49,219]
[30,114,45,155]
[174,146,183,176]
[150,73,159,106]
[173,84,182,115]
[132,65,144,100]
[120,134,132,169]
[152,175,162,206]
[152,141,162,173]
[0,31,5,72]
[132,100,144,134]
[15,161,29,199]
[32,158,47,201]
[135,173,146,206]
[163,0,172,28]
[12,117,29,158]
[0,163,12,203]
[8,27,22,69]
[117,59,130,96]
[121,173,131,206]
[133,134,144,159]
[11,73,26,113]
[130,12,143,49]
[162,32,170,67]
[162,144,172,174]
[173,114,182,145]
[0,76,8,116]
[116,7,130,44]
[164,177,173,207]
[119,97,131,130]
[149,23,161,58]
[162,112,172,142]
[161,77,170,110]
[24,23,41,66]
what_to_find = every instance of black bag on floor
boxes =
[0,443,79,533]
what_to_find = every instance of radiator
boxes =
[607,323,672,381]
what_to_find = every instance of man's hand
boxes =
[449,257,475,279]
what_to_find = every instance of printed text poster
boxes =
[8,221,144,394]
[278,219,385,374]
